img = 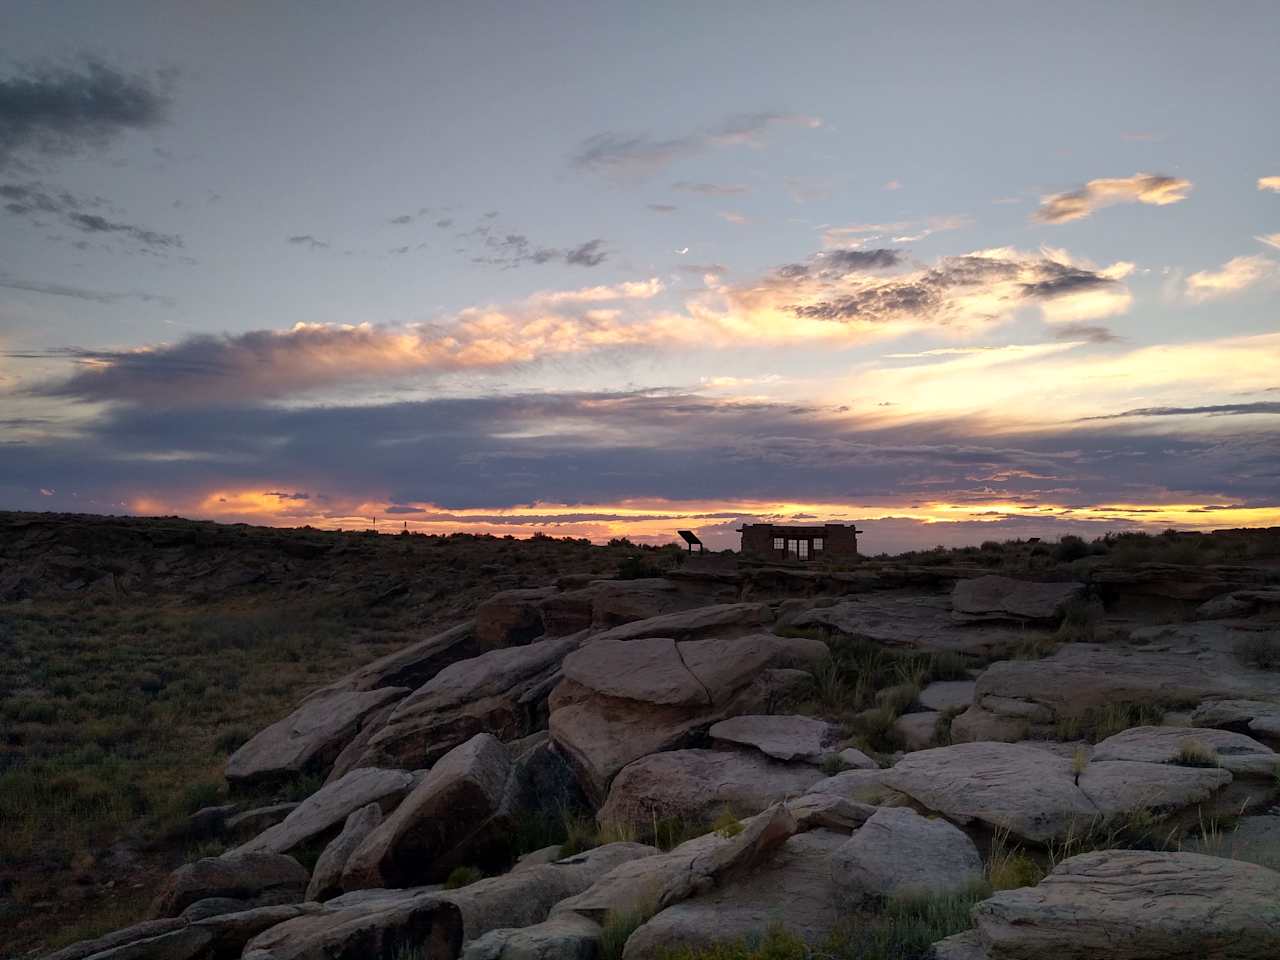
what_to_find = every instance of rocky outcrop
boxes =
[247,843,656,960]
[969,850,1280,959]
[919,679,976,712]
[831,806,981,902]
[787,594,1046,657]
[474,588,556,648]
[804,768,895,803]
[951,575,1084,623]
[892,711,941,751]
[549,633,827,800]
[539,579,709,636]
[151,853,309,918]
[342,733,516,890]
[225,687,409,784]
[884,741,1233,844]
[312,622,478,695]
[585,603,773,644]
[1192,699,1280,739]
[622,830,847,959]
[230,767,416,855]
[357,634,582,770]
[708,715,841,763]
[598,749,824,828]
[307,803,383,902]
[1091,725,1280,779]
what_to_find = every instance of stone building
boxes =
[737,523,860,561]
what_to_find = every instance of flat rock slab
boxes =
[972,850,1280,959]
[919,680,976,712]
[152,853,309,918]
[1092,725,1279,779]
[805,769,894,803]
[232,767,416,855]
[586,603,773,643]
[884,741,1233,845]
[622,830,848,959]
[832,806,982,903]
[599,749,823,828]
[227,687,409,784]
[788,595,1045,657]
[709,715,841,763]
[1193,698,1280,739]
[952,575,1083,622]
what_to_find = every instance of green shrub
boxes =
[824,884,991,960]
[654,924,807,960]
[1174,739,1219,767]
[600,905,656,960]
[444,865,484,889]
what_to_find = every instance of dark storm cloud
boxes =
[286,234,330,249]
[0,60,171,170]
[571,112,821,180]
[1079,402,1280,421]
[3,389,1276,521]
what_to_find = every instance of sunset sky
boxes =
[2,2,1278,552]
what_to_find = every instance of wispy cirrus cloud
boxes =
[1184,254,1277,301]
[0,275,173,306]
[2,180,181,250]
[571,112,821,180]
[821,216,970,248]
[0,60,170,170]
[1033,172,1192,224]
[286,234,329,250]
[672,181,750,196]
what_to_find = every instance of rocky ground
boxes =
[4,517,1280,959]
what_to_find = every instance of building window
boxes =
[813,538,824,552]
[773,537,785,550]
[798,540,810,559]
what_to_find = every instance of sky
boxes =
[1,1,1278,553]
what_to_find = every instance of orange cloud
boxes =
[1035,173,1192,224]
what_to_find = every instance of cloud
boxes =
[1258,176,1280,193]
[883,180,902,191]
[1051,323,1122,344]
[1257,233,1280,251]
[0,276,172,305]
[287,234,330,250]
[646,203,677,213]
[570,112,821,180]
[564,239,607,267]
[822,216,969,248]
[672,181,750,195]
[2,180,180,250]
[1184,254,1277,301]
[1034,173,1192,224]
[389,214,413,224]
[469,230,609,269]
[718,212,749,225]
[1079,402,1280,421]
[0,60,170,170]
[677,263,728,277]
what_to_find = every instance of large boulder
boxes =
[474,587,555,648]
[311,622,478,695]
[787,594,1045,657]
[709,715,841,763]
[951,575,1084,622]
[357,634,582,770]
[151,853,308,918]
[919,680,977,712]
[341,733,515,890]
[244,843,656,960]
[307,803,383,902]
[230,767,416,855]
[586,603,773,644]
[1091,725,1280,779]
[970,850,1280,959]
[226,687,409,784]
[550,633,827,800]
[884,741,1232,844]
[831,806,982,903]
[804,768,895,804]
[539,579,705,636]
[622,830,848,959]
[598,749,823,829]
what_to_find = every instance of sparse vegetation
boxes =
[1174,739,1220,767]
[713,809,745,838]
[1054,702,1168,743]
[444,865,485,889]
[1055,597,1103,643]
[600,902,659,960]
[986,827,1046,890]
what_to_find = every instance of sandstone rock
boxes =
[151,852,308,918]
[539,579,695,636]
[341,733,515,890]
[784,793,878,831]
[585,603,773,644]
[951,575,1083,622]
[475,587,555,648]
[709,715,841,763]
[972,850,1280,959]
[41,919,192,960]
[918,680,976,712]
[832,806,982,903]
[948,705,1029,744]
[462,912,601,960]
[930,930,990,960]
[359,634,581,770]
[885,741,1232,844]
[1092,725,1280,779]
[307,803,383,902]
[789,594,1043,657]
[1182,814,1280,871]
[1192,698,1280,739]
[805,768,894,803]
[313,622,477,694]
[246,842,656,960]
[224,803,300,842]
[550,635,827,800]
[324,701,403,784]
[598,749,822,829]
[1195,587,1280,620]
[232,767,415,855]
[194,903,322,957]
[623,830,848,959]
[226,687,408,784]
[892,712,940,751]
[562,637,707,706]
[187,804,238,841]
